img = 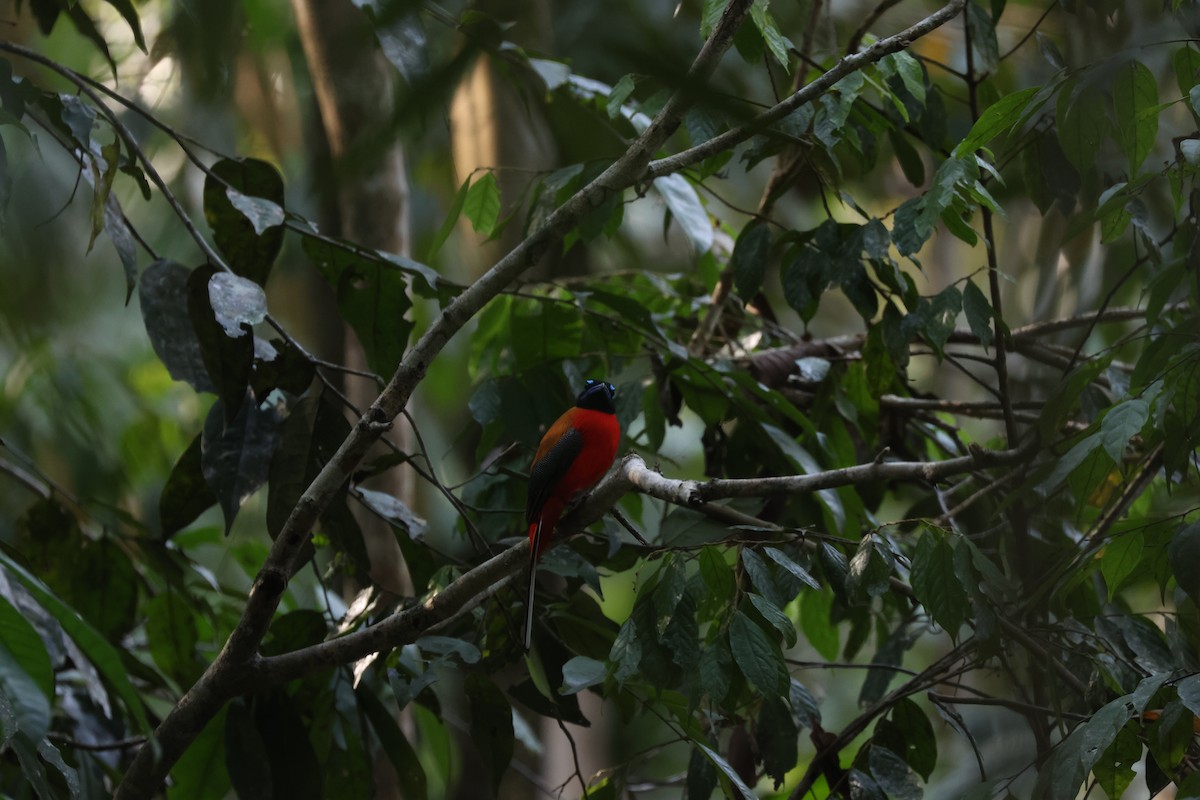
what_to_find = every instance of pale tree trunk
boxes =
[290,3,413,797]
[448,2,611,795]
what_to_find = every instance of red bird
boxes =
[524,379,620,649]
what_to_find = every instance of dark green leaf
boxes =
[860,624,916,706]
[145,589,199,685]
[961,280,994,348]
[201,395,281,533]
[358,686,428,800]
[139,259,216,393]
[1100,398,1148,462]
[731,221,772,299]
[1112,60,1158,175]
[848,537,891,602]
[687,744,717,800]
[255,689,323,800]
[1100,531,1143,599]
[699,635,733,704]
[1171,522,1200,608]
[694,742,756,800]
[305,237,413,377]
[965,2,998,72]
[1056,85,1106,175]
[756,695,798,788]
[225,699,273,800]
[169,706,230,800]
[869,746,922,800]
[764,547,819,590]
[203,157,286,285]
[890,129,926,186]
[466,674,514,795]
[1174,45,1200,99]
[729,611,788,696]
[747,593,797,649]
[0,594,52,743]
[891,698,938,779]
[910,530,969,635]
[1092,724,1140,800]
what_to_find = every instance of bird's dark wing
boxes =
[526,427,583,524]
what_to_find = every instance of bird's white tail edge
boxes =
[524,520,543,650]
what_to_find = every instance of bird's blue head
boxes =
[576,379,617,414]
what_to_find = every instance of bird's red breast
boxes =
[524,380,620,649]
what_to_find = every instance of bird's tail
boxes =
[524,519,541,650]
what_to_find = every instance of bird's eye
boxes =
[606,383,616,393]
[585,379,596,387]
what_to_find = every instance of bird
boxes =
[524,379,620,650]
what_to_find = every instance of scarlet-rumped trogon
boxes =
[524,379,619,649]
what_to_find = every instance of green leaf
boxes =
[965,2,998,72]
[729,611,788,696]
[560,656,607,695]
[747,593,797,649]
[1112,60,1159,175]
[466,674,514,796]
[890,698,938,779]
[954,86,1040,158]
[1093,724,1141,800]
[225,699,273,800]
[0,594,52,743]
[101,0,147,51]
[201,396,280,533]
[699,635,733,704]
[1100,398,1148,462]
[203,157,286,286]
[1038,431,1103,491]
[763,546,820,590]
[694,742,756,800]
[756,696,798,788]
[304,237,413,377]
[652,174,713,253]
[962,279,994,348]
[750,0,791,71]
[910,530,969,635]
[0,552,151,734]
[463,171,501,237]
[848,538,892,601]
[1170,521,1200,607]
[731,221,772,298]
[1056,85,1106,175]
[1100,531,1143,599]
[1175,45,1200,99]
[139,260,216,394]
[607,73,636,118]
[800,588,839,660]
[428,176,470,260]
[146,589,200,685]
[890,129,926,186]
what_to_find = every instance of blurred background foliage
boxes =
[4,0,1200,798]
